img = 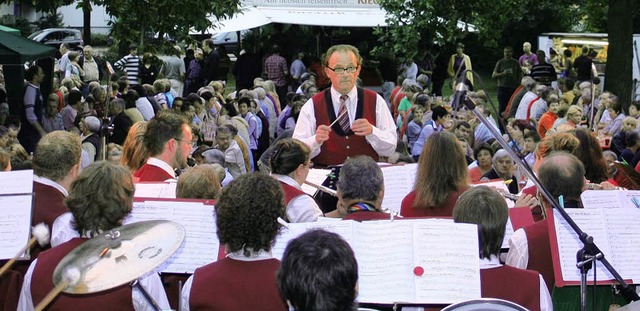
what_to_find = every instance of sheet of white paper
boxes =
[603,209,640,282]
[380,164,417,214]
[412,221,482,304]
[471,180,515,208]
[302,168,333,196]
[553,209,615,282]
[502,218,514,249]
[615,190,640,210]
[134,182,177,199]
[0,195,33,259]
[0,170,33,195]
[271,221,355,260]
[581,190,622,209]
[354,221,415,304]
[125,200,217,273]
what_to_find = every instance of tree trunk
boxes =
[605,0,633,111]
[82,0,91,46]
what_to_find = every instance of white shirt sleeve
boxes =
[292,98,323,159]
[51,212,80,247]
[505,228,529,269]
[539,274,553,311]
[365,94,398,157]
[17,260,37,311]
[287,195,323,223]
[180,275,195,311]
[132,272,170,311]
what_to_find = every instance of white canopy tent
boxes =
[208,5,388,34]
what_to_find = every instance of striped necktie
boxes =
[337,95,350,132]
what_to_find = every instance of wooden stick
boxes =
[304,180,337,197]
[35,280,68,311]
[0,237,36,277]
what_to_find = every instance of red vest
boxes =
[312,88,379,166]
[481,265,541,311]
[134,163,174,182]
[524,218,555,292]
[189,258,287,311]
[32,181,68,259]
[278,180,307,205]
[30,238,134,311]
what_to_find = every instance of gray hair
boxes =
[337,156,383,202]
[492,149,514,166]
[202,148,226,166]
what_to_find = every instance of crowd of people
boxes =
[0,38,637,310]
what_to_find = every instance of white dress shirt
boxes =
[272,174,322,223]
[293,86,397,159]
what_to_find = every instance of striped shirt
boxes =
[114,54,140,85]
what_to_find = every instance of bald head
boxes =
[538,152,585,201]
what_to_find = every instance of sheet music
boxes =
[581,190,623,209]
[0,170,33,195]
[604,209,640,282]
[615,190,640,209]
[0,195,33,259]
[302,168,333,196]
[380,164,417,214]
[553,209,616,282]
[134,182,177,198]
[273,219,482,304]
[124,200,217,274]
[354,221,415,303]
[471,180,515,208]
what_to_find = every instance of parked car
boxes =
[212,30,249,56]
[28,28,84,57]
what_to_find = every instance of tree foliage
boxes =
[99,0,239,49]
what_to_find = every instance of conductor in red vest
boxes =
[134,111,193,182]
[293,44,397,167]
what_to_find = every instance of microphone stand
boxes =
[461,69,639,311]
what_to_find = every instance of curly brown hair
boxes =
[65,161,134,237]
[216,173,285,256]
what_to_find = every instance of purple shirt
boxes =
[244,112,259,150]
[518,53,539,67]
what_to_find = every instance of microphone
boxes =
[451,80,469,111]
[591,63,601,85]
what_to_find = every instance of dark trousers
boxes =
[276,85,288,105]
[431,79,445,96]
[497,86,516,116]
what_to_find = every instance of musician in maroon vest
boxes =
[269,138,324,222]
[506,152,586,292]
[134,111,192,182]
[18,161,169,310]
[292,44,397,167]
[453,186,552,311]
[338,156,390,221]
[181,174,288,311]
[32,131,82,241]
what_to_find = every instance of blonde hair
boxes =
[120,121,149,172]
[566,105,583,118]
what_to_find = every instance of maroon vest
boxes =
[524,218,555,292]
[279,180,307,205]
[32,181,68,259]
[480,265,541,311]
[312,88,379,166]
[31,238,134,311]
[134,163,174,182]
[343,211,390,222]
[189,258,287,311]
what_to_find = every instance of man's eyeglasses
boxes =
[327,66,358,74]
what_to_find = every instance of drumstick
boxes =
[0,223,50,277]
[329,109,348,128]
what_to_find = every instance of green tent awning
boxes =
[0,25,20,35]
[0,30,56,64]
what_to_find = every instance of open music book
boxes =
[124,198,218,274]
[272,219,482,305]
[0,170,34,260]
[581,189,640,209]
[548,208,640,286]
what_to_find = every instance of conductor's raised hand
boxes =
[315,125,331,144]
[351,119,373,136]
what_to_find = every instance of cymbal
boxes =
[53,220,185,294]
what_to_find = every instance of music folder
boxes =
[125,198,218,274]
[0,170,34,260]
[547,208,640,286]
